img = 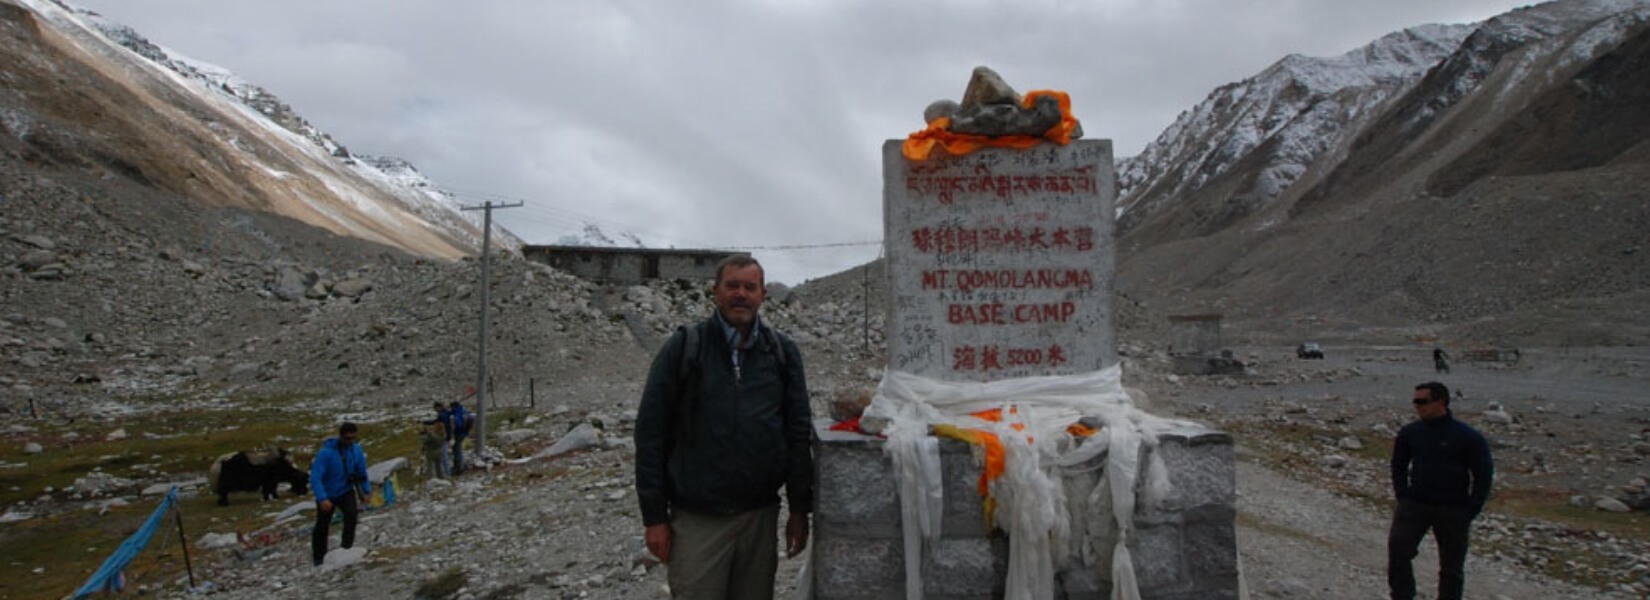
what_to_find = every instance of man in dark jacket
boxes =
[634,254,814,600]
[1388,382,1493,600]
[311,422,371,566]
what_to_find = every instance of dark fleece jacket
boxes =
[1391,410,1494,517]
[633,314,814,526]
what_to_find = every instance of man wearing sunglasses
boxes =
[1387,382,1493,600]
[311,422,370,567]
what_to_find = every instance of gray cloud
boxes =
[71,0,1534,284]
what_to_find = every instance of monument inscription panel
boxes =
[883,139,1117,382]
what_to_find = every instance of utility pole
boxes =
[460,200,521,460]
[865,251,884,354]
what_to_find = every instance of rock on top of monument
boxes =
[921,65,1083,140]
[959,66,1021,110]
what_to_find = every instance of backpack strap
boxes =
[761,325,797,428]
[762,326,790,370]
[676,324,700,385]
[673,323,704,447]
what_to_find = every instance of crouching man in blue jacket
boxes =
[1388,382,1493,600]
[311,422,370,566]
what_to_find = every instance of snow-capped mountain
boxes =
[1293,0,1650,212]
[1116,24,1473,241]
[5,0,519,257]
[1115,0,1650,342]
[1119,0,1650,246]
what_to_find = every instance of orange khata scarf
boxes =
[901,90,1080,161]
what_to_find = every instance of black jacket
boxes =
[1391,411,1494,516]
[634,314,814,526]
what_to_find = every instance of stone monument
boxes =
[811,69,1238,600]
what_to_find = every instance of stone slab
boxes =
[1149,428,1237,514]
[815,426,901,533]
[882,139,1117,382]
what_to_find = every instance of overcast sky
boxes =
[71,0,1536,285]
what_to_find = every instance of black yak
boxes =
[208,449,308,506]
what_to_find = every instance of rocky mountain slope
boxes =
[0,0,515,261]
[1115,0,1650,347]
[1116,23,1474,242]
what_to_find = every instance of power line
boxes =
[445,187,722,249]
[724,240,883,251]
[443,187,883,254]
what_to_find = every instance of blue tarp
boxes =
[73,486,178,599]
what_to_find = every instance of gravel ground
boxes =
[1146,344,1650,600]
[107,343,1643,600]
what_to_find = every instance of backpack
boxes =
[672,321,792,446]
[451,406,471,437]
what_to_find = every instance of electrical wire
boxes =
[444,187,884,254]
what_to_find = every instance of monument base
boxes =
[813,421,1239,599]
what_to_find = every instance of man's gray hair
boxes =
[714,254,764,287]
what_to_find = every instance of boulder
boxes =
[18,250,54,271]
[332,278,373,298]
[1595,497,1631,513]
[271,266,308,301]
[20,234,54,250]
[959,65,1020,110]
[534,423,602,459]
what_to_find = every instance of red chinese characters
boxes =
[910,226,1093,255]
[952,343,1070,372]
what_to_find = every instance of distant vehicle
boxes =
[1296,343,1325,359]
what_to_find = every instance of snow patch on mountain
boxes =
[22,0,519,254]
[1117,23,1473,230]
[555,224,647,248]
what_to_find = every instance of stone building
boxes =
[521,245,734,285]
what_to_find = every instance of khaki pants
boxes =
[667,504,779,600]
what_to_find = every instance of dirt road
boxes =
[1147,345,1650,599]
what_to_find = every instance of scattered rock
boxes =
[1595,497,1630,513]
[198,532,240,549]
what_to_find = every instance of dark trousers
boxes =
[312,491,360,565]
[1387,499,1472,600]
[452,436,467,474]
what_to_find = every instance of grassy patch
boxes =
[0,396,330,506]
[0,394,416,599]
[1489,487,1650,539]
[0,498,202,598]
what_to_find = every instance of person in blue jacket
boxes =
[310,422,370,566]
[1388,382,1493,600]
[448,400,470,475]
